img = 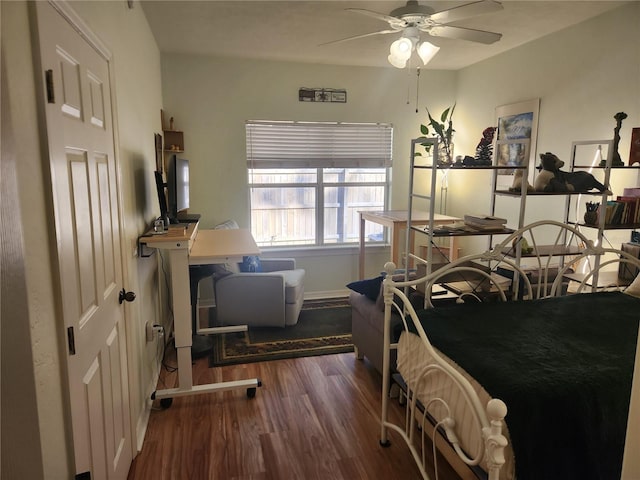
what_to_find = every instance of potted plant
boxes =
[418,103,456,165]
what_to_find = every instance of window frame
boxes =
[246,121,392,248]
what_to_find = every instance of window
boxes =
[246,121,392,247]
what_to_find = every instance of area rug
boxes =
[209,298,353,366]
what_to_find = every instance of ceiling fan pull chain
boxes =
[415,67,421,113]
[406,66,411,106]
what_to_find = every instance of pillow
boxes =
[214,219,240,230]
[239,255,262,273]
[346,276,383,302]
[624,273,640,298]
[212,262,240,277]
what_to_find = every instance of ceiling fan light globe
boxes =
[417,41,440,65]
[390,38,413,60]
[387,54,407,69]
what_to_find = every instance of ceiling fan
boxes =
[323,0,503,68]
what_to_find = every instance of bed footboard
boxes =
[379,262,509,480]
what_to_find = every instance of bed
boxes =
[379,220,640,480]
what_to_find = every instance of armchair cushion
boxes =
[281,268,305,304]
[260,258,296,272]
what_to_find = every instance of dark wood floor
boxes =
[127,350,463,480]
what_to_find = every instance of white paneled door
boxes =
[34,2,132,479]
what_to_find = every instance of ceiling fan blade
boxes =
[345,8,407,29]
[429,0,503,25]
[319,29,399,47]
[427,25,502,44]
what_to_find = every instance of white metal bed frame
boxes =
[379,220,640,480]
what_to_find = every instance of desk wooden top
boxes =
[140,224,260,265]
[139,222,198,249]
[189,229,260,265]
[359,210,460,225]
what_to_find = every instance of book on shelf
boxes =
[463,214,508,225]
[463,221,509,231]
[596,197,640,225]
[431,222,478,233]
[463,214,508,230]
[623,187,640,197]
[616,196,640,224]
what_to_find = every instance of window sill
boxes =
[259,243,389,258]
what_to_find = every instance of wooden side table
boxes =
[358,210,460,279]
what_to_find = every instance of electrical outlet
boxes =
[145,321,155,342]
[153,325,164,339]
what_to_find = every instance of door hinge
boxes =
[67,326,76,355]
[45,69,55,103]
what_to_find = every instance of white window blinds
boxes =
[246,121,393,169]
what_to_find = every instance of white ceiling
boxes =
[140,1,629,70]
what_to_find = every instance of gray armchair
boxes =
[214,258,305,328]
[211,220,305,327]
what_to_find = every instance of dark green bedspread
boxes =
[408,291,640,480]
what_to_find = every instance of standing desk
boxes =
[358,210,460,279]
[141,224,262,404]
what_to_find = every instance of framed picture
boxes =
[494,99,540,183]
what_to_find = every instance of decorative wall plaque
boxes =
[299,88,347,103]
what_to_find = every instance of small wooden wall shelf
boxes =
[163,130,184,152]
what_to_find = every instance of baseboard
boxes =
[204,289,350,302]
[135,402,151,452]
[136,372,159,452]
[304,289,350,300]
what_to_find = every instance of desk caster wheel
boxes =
[160,398,173,409]
[247,379,262,398]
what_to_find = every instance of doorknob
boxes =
[119,288,136,304]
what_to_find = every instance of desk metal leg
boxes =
[198,325,247,335]
[153,378,261,400]
[170,248,194,390]
[151,249,261,406]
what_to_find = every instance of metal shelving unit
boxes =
[405,137,528,282]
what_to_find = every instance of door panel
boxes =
[69,151,98,316]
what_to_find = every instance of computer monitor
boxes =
[166,155,190,224]
[154,170,169,228]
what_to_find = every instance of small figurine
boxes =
[535,152,607,193]
[509,169,533,193]
[610,112,627,166]
[475,126,496,165]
